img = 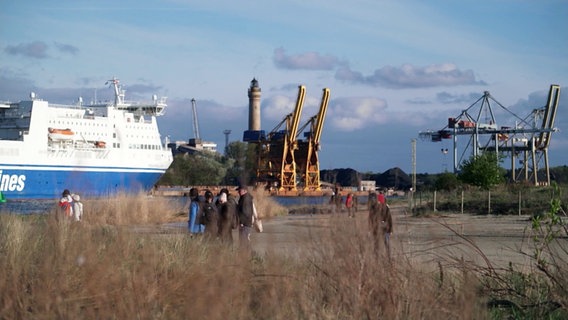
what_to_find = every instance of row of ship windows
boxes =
[111,143,161,150]
[53,120,154,131]
[50,120,158,139]
[125,143,162,150]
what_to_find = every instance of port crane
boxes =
[254,85,306,191]
[419,84,560,186]
[191,98,200,140]
[295,88,330,191]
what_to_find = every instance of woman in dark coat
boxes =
[216,189,237,245]
[202,190,219,240]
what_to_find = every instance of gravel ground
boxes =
[250,205,541,270]
[162,204,563,271]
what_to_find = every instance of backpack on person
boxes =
[228,196,239,229]
[199,202,216,225]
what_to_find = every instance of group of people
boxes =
[332,188,394,256]
[58,189,83,221]
[188,184,257,250]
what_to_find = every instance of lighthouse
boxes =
[248,78,261,131]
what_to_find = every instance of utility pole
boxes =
[223,129,231,155]
[411,138,417,212]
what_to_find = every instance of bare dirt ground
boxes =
[248,205,540,271]
[159,204,552,272]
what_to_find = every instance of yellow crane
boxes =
[296,88,330,191]
[255,85,306,191]
[280,85,306,191]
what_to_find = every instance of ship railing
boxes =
[49,103,85,109]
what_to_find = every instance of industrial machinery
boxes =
[191,98,200,141]
[251,85,306,191]
[419,84,560,186]
[295,88,330,191]
[171,98,218,154]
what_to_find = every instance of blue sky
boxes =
[1,0,567,174]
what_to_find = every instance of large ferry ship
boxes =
[0,78,173,200]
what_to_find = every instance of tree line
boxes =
[158,143,568,191]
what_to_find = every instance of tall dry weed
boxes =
[250,189,287,219]
[83,192,184,226]
[296,214,487,319]
[1,195,492,319]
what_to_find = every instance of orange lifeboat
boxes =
[95,141,106,148]
[48,128,75,141]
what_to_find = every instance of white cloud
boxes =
[329,97,387,131]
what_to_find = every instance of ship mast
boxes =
[106,77,124,106]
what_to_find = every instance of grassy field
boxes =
[0,189,566,319]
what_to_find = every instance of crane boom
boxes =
[288,86,306,145]
[295,88,330,191]
[191,98,200,140]
[279,85,306,191]
[313,88,330,144]
[536,84,560,149]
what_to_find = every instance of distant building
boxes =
[360,180,376,191]
[168,139,218,156]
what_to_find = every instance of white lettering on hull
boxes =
[0,170,26,191]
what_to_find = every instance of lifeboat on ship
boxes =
[48,128,75,141]
[94,141,106,148]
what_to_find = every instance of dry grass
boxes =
[0,193,497,319]
[81,192,185,225]
[250,189,287,219]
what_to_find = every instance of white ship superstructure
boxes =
[0,78,173,199]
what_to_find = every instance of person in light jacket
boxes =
[188,188,205,235]
[71,194,83,221]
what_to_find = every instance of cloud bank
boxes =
[335,63,487,89]
[4,41,79,59]
[273,47,344,71]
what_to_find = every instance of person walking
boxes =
[377,190,386,205]
[201,190,219,240]
[188,188,205,235]
[71,194,83,222]
[367,191,378,211]
[236,184,254,251]
[216,188,237,245]
[58,189,74,219]
[368,200,393,257]
[333,184,342,213]
[345,193,355,218]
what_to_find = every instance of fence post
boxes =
[434,190,437,212]
[488,190,491,215]
[408,189,413,213]
[461,190,464,214]
[518,190,521,216]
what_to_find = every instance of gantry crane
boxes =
[295,88,330,191]
[255,85,306,191]
[419,84,560,186]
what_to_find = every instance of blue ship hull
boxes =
[0,165,165,200]
[1,78,174,201]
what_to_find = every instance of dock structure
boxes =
[419,85,561,186]
[243,80,331,193]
